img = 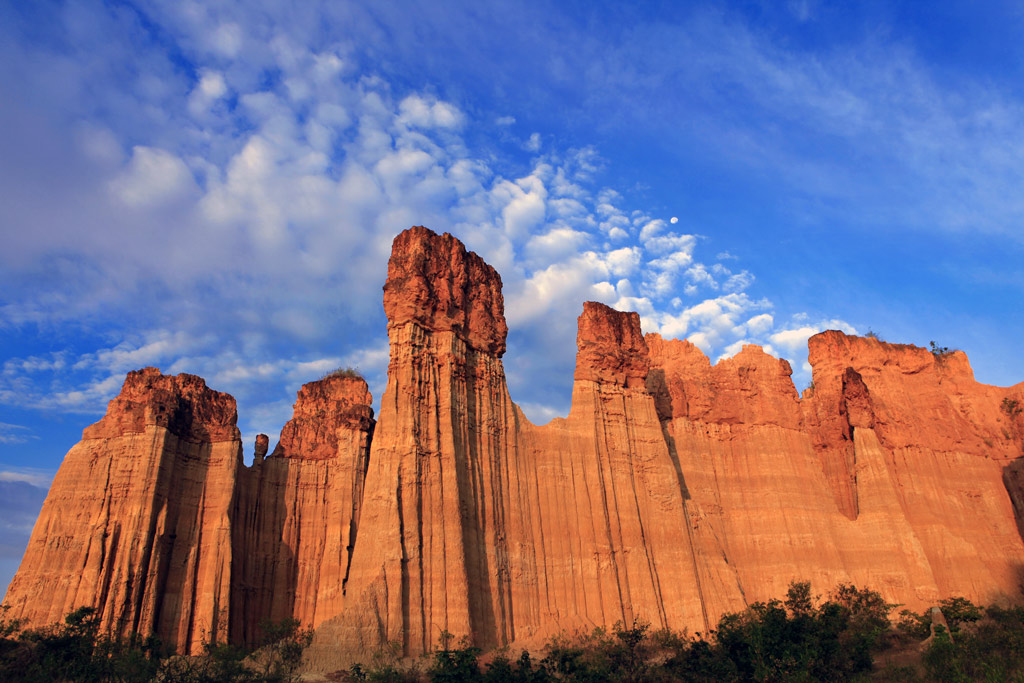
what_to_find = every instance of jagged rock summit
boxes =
[5,226,1024,672]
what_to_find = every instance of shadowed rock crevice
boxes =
[1003,459,1024,545]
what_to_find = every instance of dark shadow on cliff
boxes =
[645,368,690,502]
[229,455,298,648]
[455,350,503,651]
[1003,457,1024,547]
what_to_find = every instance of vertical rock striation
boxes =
[231,374,374,643]
[320,227,516,659]
[5,225,1024,667]
[3,369,241,653]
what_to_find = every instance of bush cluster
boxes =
[333,582,894,682]
[6,585,1024,681]
[921,602,1024,682]
[0,606,311,683]
[321,367,363,381]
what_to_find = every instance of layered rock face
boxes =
[2,369,241,652]
[5,225,1024,665]
[231,374,375,644]
[648,333,1024,613]
[313,244,732,667]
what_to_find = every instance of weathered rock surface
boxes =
[231,374,375,644]
[3,369,241,653]
[5,226,1024,667]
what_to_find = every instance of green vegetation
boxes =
[321,366,363,381]
[0,606,312,683]
[335,582,897,682]
[928,341,956,358]
[1002,397,1022,419]
[865,330,881,340]
[6,587,1024,681]
[920,603,1024,682]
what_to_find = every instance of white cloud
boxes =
[109,146,198,208]
[638,219,666,241]
[211,23,243,57]
[188,69,228,116]
[685,263,718,290]
[769,318,857,355]
[0,468,52,487]
[723,270,754,292]
[549,197,587,218]
[643,233,697,255]
[525,228,588,264]
[524,132,542,152]
[770,325,819,354]
[0,423,35,445]
[650,292,771,348]
[73,330,208,374]
[0,7,879,455]
[3,352,67,375]
[745,313,774,336]
[397,94,464,129]
[497,174,547,238]
[517,402,563,425]
[601,247,641,276]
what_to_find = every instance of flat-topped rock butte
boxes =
[5,225,1024,671]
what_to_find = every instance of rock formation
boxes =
[230,373,375,644]
[2,369,241,652]
[5,226,1024,669]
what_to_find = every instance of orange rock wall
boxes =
[5,226,1024,666]
[2,369,241,653]
[230,375,374,644]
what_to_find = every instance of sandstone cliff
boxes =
[5,226,1024,667]
[230,374,375,644]
[2,369,241,652]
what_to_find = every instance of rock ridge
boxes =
[6,225,1024,669]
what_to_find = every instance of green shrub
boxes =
[1002,397,1022,418]
[429,631,482,682]
[896,608,930,640]
[0,608,313,683]
[322,366,363,380]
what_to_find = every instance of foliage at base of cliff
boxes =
[0,606,311,683]
[5,582,1024,682]
[332,583,1024,683]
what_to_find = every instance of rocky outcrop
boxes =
[649,331,1024,613]
[230,374,374,644]
[317,228,516,659]
[2,369,241,653]
[5,226,1024,667]
[382,225,507,356]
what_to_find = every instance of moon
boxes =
[670,216,678,224]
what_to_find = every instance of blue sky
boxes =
[2,0,1023,596]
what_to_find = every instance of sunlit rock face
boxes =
[2,369,242,654]
[6,226,1024,669]
[230,373,375,645]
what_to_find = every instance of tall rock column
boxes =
[2,368,241,653]
[324,226,515,659]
